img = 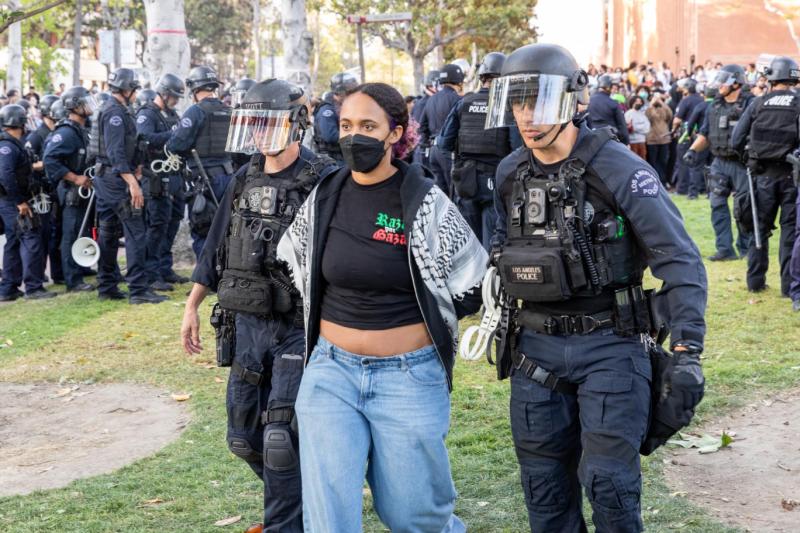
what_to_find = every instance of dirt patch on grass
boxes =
[0,382,188,497]
[665,389,800,532]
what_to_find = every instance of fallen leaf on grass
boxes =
[214,377,225,383]
[477,501,489,507]
[214,515,242,526]
[141,498,164,506]
[667,431,733,454]
[5,338,13,346]
[122,332,138,339]
[748,298,762,305]
[171,393,192,402]
[781,498,799,511]
[55,388,72,397]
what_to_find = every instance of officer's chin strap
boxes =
[532,122,570,149]
[459,266,502,361]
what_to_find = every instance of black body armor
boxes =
[192,98,232,165]
[498,129,645,305]
[748,89,800,162]
[54,121,90,207]
[707,94,747,158]
[138,102,179,197]
[0,133,33,197]
[457,92,510,158]
[89,100,138,165]
[216,153,335,315]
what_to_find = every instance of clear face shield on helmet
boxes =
[230,89,247,108]
[79,94,99,115]
[484,73,579,129]
[225,108,304,155]
[709,71,737,90]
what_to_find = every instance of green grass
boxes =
[0,196,797,532]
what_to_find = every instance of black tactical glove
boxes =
[682,148,698,167]
[663,348,705,428]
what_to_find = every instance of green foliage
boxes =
[19,1,71,93]
[184,0,253,79]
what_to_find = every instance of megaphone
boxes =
[71,237,100,267]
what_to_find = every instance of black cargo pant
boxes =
[226,312,304,532]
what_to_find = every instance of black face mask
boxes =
[339,133,389,173]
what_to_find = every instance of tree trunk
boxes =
[413,54,425,93]
[253,0,262,79]
[143,0,191,88]
[281,0,313,94]
[7,0,23,93]
[72,0,83,86]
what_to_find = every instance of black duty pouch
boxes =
[497,245,571,302]
[189,192,216,237]
[115,197,143,222]
[64,184,82,207]
[733,189,754,233]
[640,343,679,455]
[142,169,164,198]
[451,159,478,199]
[217,269,273,315]
[210,302,235,367]
[707,173,732,197]
[16,212,41,233]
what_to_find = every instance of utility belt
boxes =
[517,286,654,337]
[141,168,170,198]
[451,158,497,200]
[216,267,300,322]
[63,183,89,207]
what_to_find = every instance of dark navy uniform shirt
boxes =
[43,120,87,185]
[313,102,340,147]
[420,85,461,144]
[166,97,229,169]
[588,91,630,145]
[492,121,707,348]
[0,136,29,205]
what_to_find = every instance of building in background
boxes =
[536,0,799,69]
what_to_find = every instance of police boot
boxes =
[24,289,57,300]
[150,280,174,292]
[0,289,24,302]
[244,524,263,533]
[129,290,169,305]
[99,289,128,301]
[163,270,190,284]
[67,282,96,293]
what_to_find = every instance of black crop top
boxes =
[320,170,425,329]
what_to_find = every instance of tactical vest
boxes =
[457,91,510,158]
[749,89,800,162]
[216,153,336,315]
[139,102,179,169]
[54,121,89,174]
[89,100,138,165]
[708,94,747,158]
[30,125,52,158]
[313,103,342,156]
[0,133,33,197]
[193,98,232,164]
[498,129,644,304]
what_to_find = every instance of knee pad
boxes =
[227,435,262,463]
[263,424,298,473]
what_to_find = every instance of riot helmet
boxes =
[439,64,465,85]
[709,64,746,90]
[424,70,441,88]
[484,43,588,130]
[61,86,98,116]
[39,94,59,119]
[108,68,141,93]
[330,72,359,96]
[186,66,220,93]
[0,104,27,129]
[764,56,800,84]
[155,73,186,102]
[677,77,697,93]
[134,89,157,112]
[597,73,613,90]
[477,52,506,80]
[49,100,67,122]
[225,79,309,155]
[230,77,256,108]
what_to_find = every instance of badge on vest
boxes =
[244,185,278,215]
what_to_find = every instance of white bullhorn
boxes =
[71,237,100,267]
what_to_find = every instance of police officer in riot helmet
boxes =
[489,43,707,532]
[24,93,62,283]
[313,72,358,163]
[0,103,55,300]
[231,77,256,108]
[167,65,234,260]
[410,69,440,166]
[91,68,165,304]
[136,73,186,293]
[181,78,339,533]
[420,63,465,192]
[588,73,630,145]
[437,52,515,249]
[133,88,157,114]
[684,64,753,261]
[732,55,800,308]
[43,86,97,292]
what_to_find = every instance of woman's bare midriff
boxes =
[320,320,433,357]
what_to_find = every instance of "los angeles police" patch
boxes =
[629,168,660,198]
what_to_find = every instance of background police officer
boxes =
[181,79,339,533]
[685,65,753,260]
[313,71,358,163]
[588,74,630,145]
[410,69,440,167]
[167,65,233,259]
[136,73,185,293]
[43,86,95,293]
[133,88,157,114]
[489,44,707,532]
[0,103,54,301]
[732,56,800,299]
[91,68,165,304]
[420,63,465,192]
[438,52,514,249]
[672,78,705,195]
[24,93,63,284]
